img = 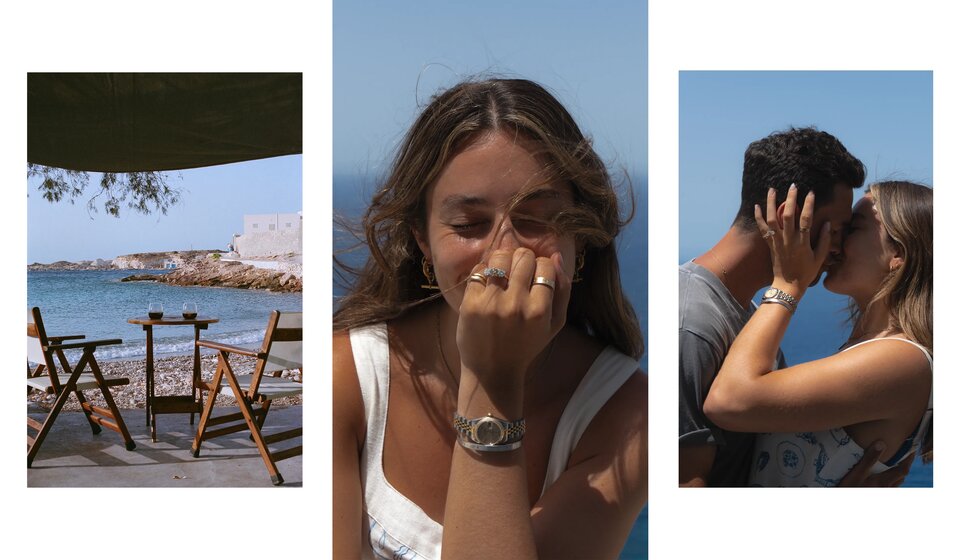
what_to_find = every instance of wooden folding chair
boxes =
[191,310,302,485]
[27,307,136,467]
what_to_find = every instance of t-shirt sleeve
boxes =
[679,328,725,446]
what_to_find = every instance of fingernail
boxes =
[823,222,831,233]
[556,252,565,274]
[768,188,775,195]
[873,441,885,452]
[790,183,797,190]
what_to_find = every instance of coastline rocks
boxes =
[120,273,164,282]
[29,259,113,271]
[112,250,221,270]
[163,258,302,293]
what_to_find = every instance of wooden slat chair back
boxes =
[192,310,302,485]
[27,307,136,467]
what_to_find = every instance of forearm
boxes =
[708,282,803,412]
[442,369,538,559]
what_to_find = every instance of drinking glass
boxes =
[148,303,164,320]
[182,302,198,320]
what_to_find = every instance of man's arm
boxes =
[679,329,725,486]
[679,445,716,487]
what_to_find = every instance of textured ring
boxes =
[762,229,776,240]
[531,277,556,290]
[467,273,487,285]
[799,227,811,234]
[482,267,508,280]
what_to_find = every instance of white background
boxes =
[3,1,975,557]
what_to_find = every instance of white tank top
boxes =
[350,323,638,559]
[749,337,933,487]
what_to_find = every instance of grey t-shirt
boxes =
[678,260,786,486]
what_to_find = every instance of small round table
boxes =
[127,315,219,442]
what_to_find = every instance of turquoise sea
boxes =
[27,269,302,363]
[335,175,650,558]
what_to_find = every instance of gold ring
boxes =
[467,273,487,285]
[762,229,776,240]
[531,277,556,290]
[799,227,811,234]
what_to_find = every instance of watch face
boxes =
[764,288,777,298]
[473,417,505,445]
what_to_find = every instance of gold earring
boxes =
[421,257,439,290]
[573,253,585,283]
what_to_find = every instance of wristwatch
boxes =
[453,413,525,451]
[762,286,799,312]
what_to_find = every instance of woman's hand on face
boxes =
[456,247,573,392]
[755,184,832,295]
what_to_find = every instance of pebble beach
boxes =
[28,352,302,412]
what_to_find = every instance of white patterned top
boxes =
[749,337,932,487]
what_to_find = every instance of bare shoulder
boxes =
[333,330,366,450]
[569,368,648,485]
[841,337,932,404]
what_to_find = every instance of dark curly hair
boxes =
[735,127,866,230]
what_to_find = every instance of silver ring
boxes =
[467,273,487,285]
[762,229,776,240]
[482,267,508,280]
[531,277,556,290]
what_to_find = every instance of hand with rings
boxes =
[754,183,832,292]
[456,247,572,389]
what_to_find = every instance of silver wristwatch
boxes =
[453,413,525,451]
[762,286,799,312]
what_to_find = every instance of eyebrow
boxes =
[439,188,562,212]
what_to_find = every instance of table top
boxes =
[127,315,219,326]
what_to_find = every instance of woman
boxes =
[333,78,647,558]
[704,181,932,486]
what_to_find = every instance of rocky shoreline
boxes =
[27,353,302,412]
[29,250,302,293]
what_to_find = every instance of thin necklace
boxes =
[703,252,728,282]
[435,307,557,394]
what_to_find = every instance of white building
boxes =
[233,212,302,258]
[244,213,302,233]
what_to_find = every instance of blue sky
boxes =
[27,155,301,263]
[679,71,933,260]
[333,0,647,179]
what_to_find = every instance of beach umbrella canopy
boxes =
[28,73,302,172]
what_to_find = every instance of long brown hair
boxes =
[862,181,933,352]
[334,78,643,359]
[853,180,933,461]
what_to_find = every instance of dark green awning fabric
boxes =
[28,73,302,172]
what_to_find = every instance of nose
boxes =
[490,217,522,251]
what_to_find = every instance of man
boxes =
[678,127,911,486]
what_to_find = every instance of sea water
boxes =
[27,269,301,363]
[335,175,650,558]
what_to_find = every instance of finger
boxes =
[781,183,798,244]
[464,262,489,297]
[508,247,537,294]
[754,204,770,238]
[550,251,572,332]
[527,255,556,321]
[883,454,914,487]
[799,190,815,236]
[766,187,779,232]
[839,441,885,487]
[484,250,512,290]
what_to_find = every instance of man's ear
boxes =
[774,200,804,228]
[412,227,431,260]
